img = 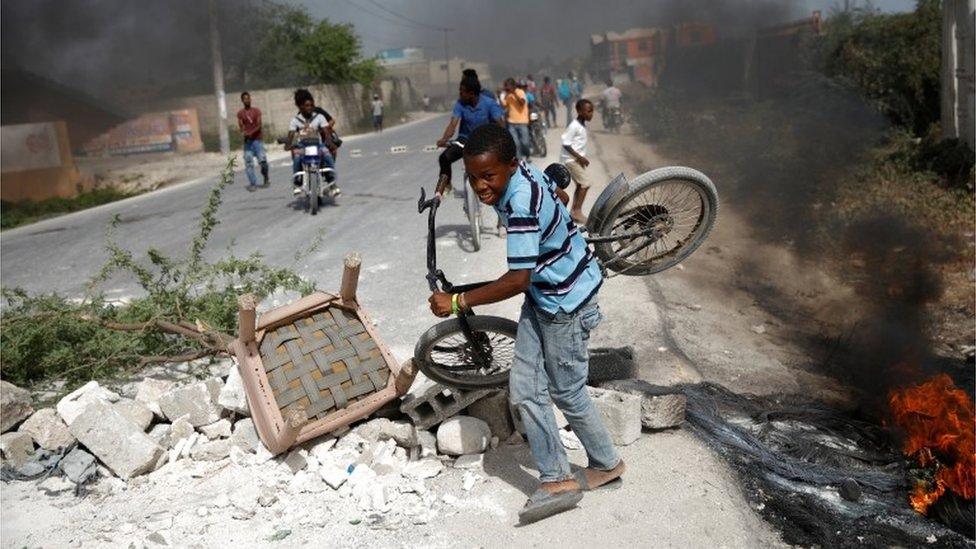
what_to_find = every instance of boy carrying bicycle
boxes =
[428,124,625,524]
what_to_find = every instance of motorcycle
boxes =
[604,104,623,133]
[278,137,338,215]
[529,110,547,157]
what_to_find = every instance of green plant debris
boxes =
[1,187,141,230]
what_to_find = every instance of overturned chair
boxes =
[227,253,417,455]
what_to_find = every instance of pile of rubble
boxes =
[1,352,687,539]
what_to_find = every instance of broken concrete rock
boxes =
[67,400,164,479]
[199,419,232,440]
[158,378,223,427]
[134,378,174,418]
[436,416,491,456]
[168,415,195,446]
[113,398,154,431]
[599,379,687,430]
[587,386,642,446]
[217,363,250,417]
[56,381,120,426]
[283,448,308,474]
[351,418,418,448]
[417,430,437,459]
[148,424,172,446]
[0,380,34,433]
[190,438,232,461]
[230,418,260,453]
[60,447,97,484]
[466,391,514,440]
[0,431,35,466]
[403,458,443,480]
[453,453,484,470]
[400,382,492,430]
[18,408,74,451]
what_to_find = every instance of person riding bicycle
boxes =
[428,123,625,524]
[433,72,505,197]
[285,89,339,197]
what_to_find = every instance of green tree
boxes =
[297,20,381,86]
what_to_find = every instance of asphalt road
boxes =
[1,114,520,361]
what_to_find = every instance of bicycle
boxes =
[414,162,719,389]
[439,139,484,251]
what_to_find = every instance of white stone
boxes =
[587,386,642,446]
[461,471,480,491]
[0,380,33,433]
[403,458,443,480]
[306,437,337,462]
[230,418,260,452]
[370,439,406,476]
[0,431,34,465]
[350,418,418,448]
[148,424,172,446]
[417,430,437,458]
[158,378,224,426]
[453,453,484,470]
[18,408,74,450]
[199,419,232,440]
[436,416,490,456]
[217,363,250,417]
[67,400,164,479]
[320,462,350,489]
[56,381,119,426]
[113,398,153,431]
[190,438,232,461]
[289,470,326,494]
[134,378,174,418]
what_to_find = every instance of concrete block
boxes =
[587,386,642,446]
[113,398,154,431]
[0,431,34,466]
[199,419,233,440]
[600,379,686,429]
[67,400,164,479]
[0,380,33,433]
[18,408,74,450]
[158,378,224,426]
[218,363,250,417]
[57,381,119,426]
[465,391,514,440]
[60,447,97,484]
[134,378,174,418]
[400,382,492,430]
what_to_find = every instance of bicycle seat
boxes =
[544,163,572,190]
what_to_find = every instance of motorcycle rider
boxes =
[285,89,339,197]
[601,79,623,129]
[434,72,505,197]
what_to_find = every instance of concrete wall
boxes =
[153,79,414,141]
[1,121,91,202]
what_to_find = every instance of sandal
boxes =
[517,487,583,525]
[574,460,626,491]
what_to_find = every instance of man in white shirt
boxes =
[285,89,338,196]
[601,80,622,109]
[371,94,384,132]
[560,99,594,224]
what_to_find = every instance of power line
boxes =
[346,0,433,31]
[362,0,450,32]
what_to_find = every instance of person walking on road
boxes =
[422,94,430,111]
[371,94,384,132]
[502,77,531,159]
[237,92,269,190]
[557,75,574,127]
[428,123,625,524]
[540,76,557,128]
[561,99,595,224]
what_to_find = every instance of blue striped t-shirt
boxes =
[495,161,602,314]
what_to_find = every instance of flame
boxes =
[888,374,976,514]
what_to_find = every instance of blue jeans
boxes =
[508,123,531,159]
[509,298,620,482]
[243,139,268,186]
[291,145,335,184]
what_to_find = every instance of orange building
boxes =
[591,24,718,87]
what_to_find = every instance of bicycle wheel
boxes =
[414,315,518,389]
[592,166,718,276]
[464,181,482,251]
[535,127,548,157]
[309,171,320,215]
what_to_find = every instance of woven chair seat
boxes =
[259,307,391,421]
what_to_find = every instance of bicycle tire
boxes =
[309,171,320,215]
[465,181,481,251]
[593,166,718,276]
[535,127,548,157]
[414,315,518,390]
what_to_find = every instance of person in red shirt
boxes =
[237,92,269,190]
[540,76,557,128]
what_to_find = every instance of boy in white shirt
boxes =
[560,99,594,224]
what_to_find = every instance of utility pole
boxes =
[209,0,230,155]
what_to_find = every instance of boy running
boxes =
[561,99,594,224]
[428,124,625,524]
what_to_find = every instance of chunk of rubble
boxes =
[158,378,224,427]
[0,380,33,433]
[453,453,484,470]
[350,418,419,448]
[320,460,350,489]
[134,378,174,418]
[0,431,34,466]
[417,430,437,458]
[282,448,308,474]
[168,415,195,446]
[56,381,119,426]
[403,458,443,480]
[599,379,687,430]
[217,363,250,417]
[60,447,97,484]
[587,386,642,446]
[369,439,406,476]
[190,438,232,461]
[148,424,172,446]
[67,400,164,479]
[436,416,491,456]
[199,419,233,440]
[18,408,74,450]
[113,398,154,431]
[230,418,260,453]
